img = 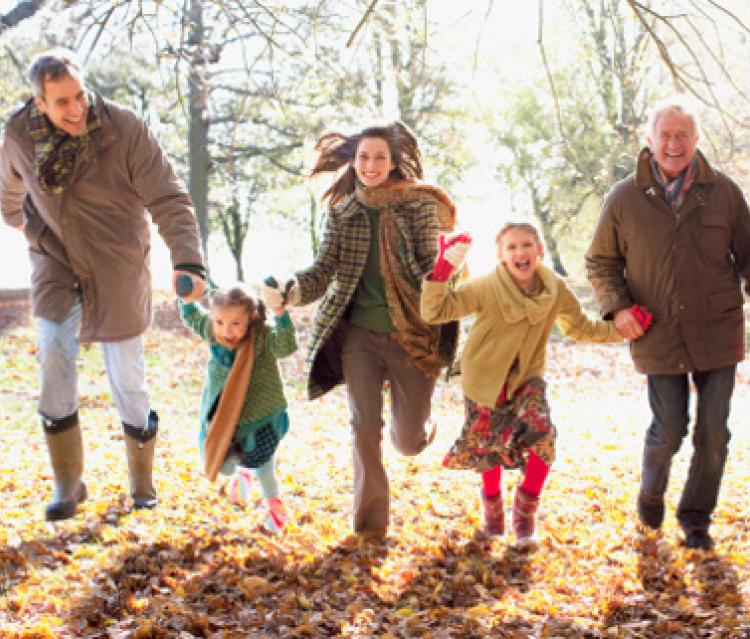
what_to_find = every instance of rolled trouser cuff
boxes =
[40,410,79,434]
[123,410,159,444]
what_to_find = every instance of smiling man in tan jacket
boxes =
[0,50,206,521]
[586,96,750,549]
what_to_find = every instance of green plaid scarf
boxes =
[28,94,100,194]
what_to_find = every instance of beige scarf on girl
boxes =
[203,332,255,481]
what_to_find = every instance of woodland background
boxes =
[1,0,750,283]
[2,1,750,637]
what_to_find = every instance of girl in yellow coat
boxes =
[421,222,628,548]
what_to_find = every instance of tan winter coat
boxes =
[421,263,621,408]
[586,148,750,375]
[0,95,204,341]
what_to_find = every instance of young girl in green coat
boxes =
[180,283,297,532]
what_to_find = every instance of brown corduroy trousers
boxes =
[341,325,436,532]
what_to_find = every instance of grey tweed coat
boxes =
[296,191,441,399]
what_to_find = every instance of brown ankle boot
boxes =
[513,486,540,546]
[481,490,504,536]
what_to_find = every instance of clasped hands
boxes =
[614,304,653,340]
[262,275,300,315]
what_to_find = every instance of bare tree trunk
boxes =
[309,192,320,257]
[373,31,384,112]
[231,205,244,281]
[188,0,210,263]
[530,184,567,276]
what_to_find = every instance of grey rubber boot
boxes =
[42,412,87,521]
[123,410,158,510]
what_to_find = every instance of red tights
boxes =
[481,450,549,498]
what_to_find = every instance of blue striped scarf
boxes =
[650,154,697,210]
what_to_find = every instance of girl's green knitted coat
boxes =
[179,301,297,447]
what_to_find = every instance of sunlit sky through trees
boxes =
[1,2,748,288]
[0,2,548,288]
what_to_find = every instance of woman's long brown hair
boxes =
[310,121,424,205]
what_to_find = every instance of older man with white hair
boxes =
[586,96,750,549]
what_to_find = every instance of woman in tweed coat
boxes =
[265,121,456,537]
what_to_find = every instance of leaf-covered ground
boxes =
[2,293,750,638]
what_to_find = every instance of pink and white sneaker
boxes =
[264,497,288,533]
[227,468,253,505]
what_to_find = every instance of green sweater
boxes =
[348,207,396,333]
[179,302,297,430]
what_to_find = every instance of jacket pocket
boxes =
[22,198,49,254]
[698,211,731,259]
[709,288,742,314]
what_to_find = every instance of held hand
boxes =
[173,271,206,302]
[614,307,644,341]
[285,279,301,306]
[630,304,653,332]
[262,276,300,314]
[262,277,286,315]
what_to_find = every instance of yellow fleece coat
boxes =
[421,263,622,408]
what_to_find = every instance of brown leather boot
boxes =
[481,490,504,536]
[513,486,540,548]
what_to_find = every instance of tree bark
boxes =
[188,0,211,263]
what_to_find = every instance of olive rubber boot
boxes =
[123,410,158,510]
[42,412,87,521]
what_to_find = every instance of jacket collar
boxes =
[634,147,715,189]
[89,94,117,152]
[337,193,360,219]
[493,263,558,325]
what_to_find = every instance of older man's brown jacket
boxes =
[586,148,750,375]
[0,95,204,341]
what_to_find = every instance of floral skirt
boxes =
[443,378,556,472]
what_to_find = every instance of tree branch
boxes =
[346,0,379,48]
[705,0,750,36]
[537,0,591,185]
[627,0,740,139]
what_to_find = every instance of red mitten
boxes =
[629,304,653,332]
[641,306,653,331]
[430,232,473,282]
